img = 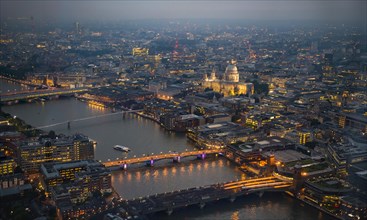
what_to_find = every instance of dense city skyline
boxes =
[0,1,366,220]
[1,0,366,23]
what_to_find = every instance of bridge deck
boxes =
[118,176,291,216]
[1,88,89,102]
[34,109,142,130]
[103,149,223,167]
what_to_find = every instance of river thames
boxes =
[1,79,334,219]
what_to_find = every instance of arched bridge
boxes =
[103,149,223,168]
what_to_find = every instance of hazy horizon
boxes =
[1,1,366,24]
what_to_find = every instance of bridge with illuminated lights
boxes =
[32,109,142,130]
[0,87,89,103]
[103,149,223,168]
[0,76,41,87]
[117,175,292,216]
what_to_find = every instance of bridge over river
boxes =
[28,109,142,130]
[103,149,223,168]
[117,175,292,216]
[0,87,88,103]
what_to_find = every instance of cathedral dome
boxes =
[225,60,239,82]
[225,64,238,74]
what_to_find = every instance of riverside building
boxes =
[18,134,94,173]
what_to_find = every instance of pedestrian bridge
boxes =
[103,149,223,168]
[31,109,142,130]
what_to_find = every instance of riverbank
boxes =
[134,112,161,124]
[0,110,43,137]
[0,75,38,88]
[120,107,175,132]
[284,191,343,220]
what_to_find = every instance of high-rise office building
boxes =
[324,53,333,66]
[322,53,334,78]
[75,21,80,34]
[40,160,112,220]
[40,160,111,195]
[0,155,16,176]
[298,130,312,145]
[18,134,94,173]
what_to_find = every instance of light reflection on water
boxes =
[231,210,239,220]
[153,191,336,220]
[111,158,241,200]
[3,98,192,162]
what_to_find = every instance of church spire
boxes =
[203,73,208,81]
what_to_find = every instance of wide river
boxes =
[1,79,334,219]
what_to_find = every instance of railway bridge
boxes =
[118,175,292,216]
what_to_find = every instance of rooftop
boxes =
[40,160,106,179]
[341,195,367,208]
[264,150,310,163]
[306,178,352,193]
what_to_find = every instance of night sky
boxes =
[1,1,366,23]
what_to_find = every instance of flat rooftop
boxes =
[41,160,104,179]
[264,150,310,163]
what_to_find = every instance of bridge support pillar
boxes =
[199,202,205,209]
[166,208,173,216]
[121,163,127,170]
[146,159,154,167]
[197,153,206,160]
[173,156,181,163]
